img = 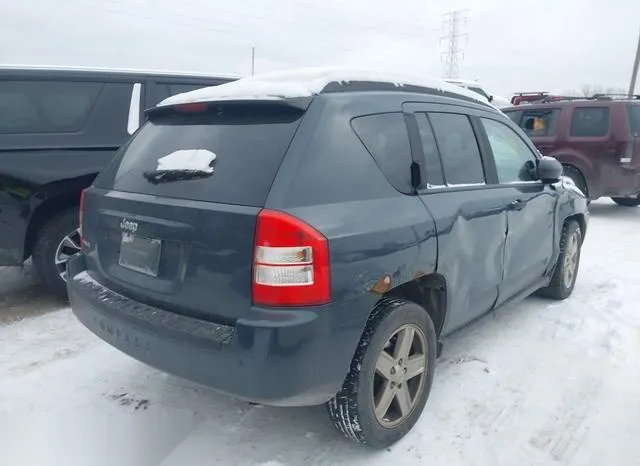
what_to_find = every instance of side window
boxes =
[520,109,560,137]
[0,80,102,134]
[414,113,445,186]
[481,118,537,183]
[351,113,413,193]
[570,107,610,137]
[428,112,485,185]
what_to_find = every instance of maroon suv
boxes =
[504,97,640,205]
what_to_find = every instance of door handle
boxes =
[508,199,526,211]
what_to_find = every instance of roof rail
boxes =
[591,93,640,100]
[320,80,493,107]
[513,91,549,96]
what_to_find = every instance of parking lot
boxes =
[1,199,639,466]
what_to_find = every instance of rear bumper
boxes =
[68,254,363,407]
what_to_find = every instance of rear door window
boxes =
[629,105,640,137]
[569,107,610,137]
[0,80,102,134]
[98,103,304,207]
[520,108,561,136]
[428,112,485,185]
[351,113,413,193]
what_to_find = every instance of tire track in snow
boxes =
[529,375,602,463]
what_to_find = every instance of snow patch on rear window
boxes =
[157,67,493,108]
[156,149,216,173]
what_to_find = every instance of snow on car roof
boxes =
[157,67,494,108]
[444,78,482,86]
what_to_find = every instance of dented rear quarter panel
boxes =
[266,93,438,335]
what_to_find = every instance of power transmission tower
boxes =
[441,9,468,79]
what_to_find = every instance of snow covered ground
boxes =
[1,199,640,466]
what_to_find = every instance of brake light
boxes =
[174,102,208,113]
[79,189,87,247]
[252,209,330,307]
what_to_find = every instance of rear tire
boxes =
[537,219,582,300]
[611,197,640,207]
[327,298,436,449]
[32,208,80,299]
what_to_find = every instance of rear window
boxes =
[351,113,413,194]
[569,107,610,137]
[0,80,103,134]
[629,105,640,137]
[97,103,304,207]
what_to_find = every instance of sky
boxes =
[1,0,639,97]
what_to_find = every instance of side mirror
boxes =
[488,95,494,103]
[536,156,563,183]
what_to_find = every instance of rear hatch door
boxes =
[84,101,307,323]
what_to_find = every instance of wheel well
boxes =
[561,163,589,197]
[24,192,81,260]
[565,213,587,241]
[384,274,447,337]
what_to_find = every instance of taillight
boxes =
[79,189,87,247]
[620,142,635,164]
[252,209,330,307]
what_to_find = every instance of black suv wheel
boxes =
[32,208,80,298]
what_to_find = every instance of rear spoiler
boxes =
[144,97,313,119]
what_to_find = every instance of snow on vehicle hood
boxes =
[156,149,216,172]
[157,67,496,108]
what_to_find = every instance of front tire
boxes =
[32,208,81,299]
[537,219,582,300]
[562,165,589,200]
[611,197,640,207]
[327,298,436,449]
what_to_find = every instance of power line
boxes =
[440,9,468,79]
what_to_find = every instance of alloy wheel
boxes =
[55,228,81,282]
[372,324,428,428]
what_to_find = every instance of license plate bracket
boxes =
[118,233,162,277]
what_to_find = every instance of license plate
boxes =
[118,233,162,277]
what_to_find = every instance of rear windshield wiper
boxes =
[143,169,213,184]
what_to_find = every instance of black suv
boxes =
[68,70,588,448]
[0,66,236,296]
